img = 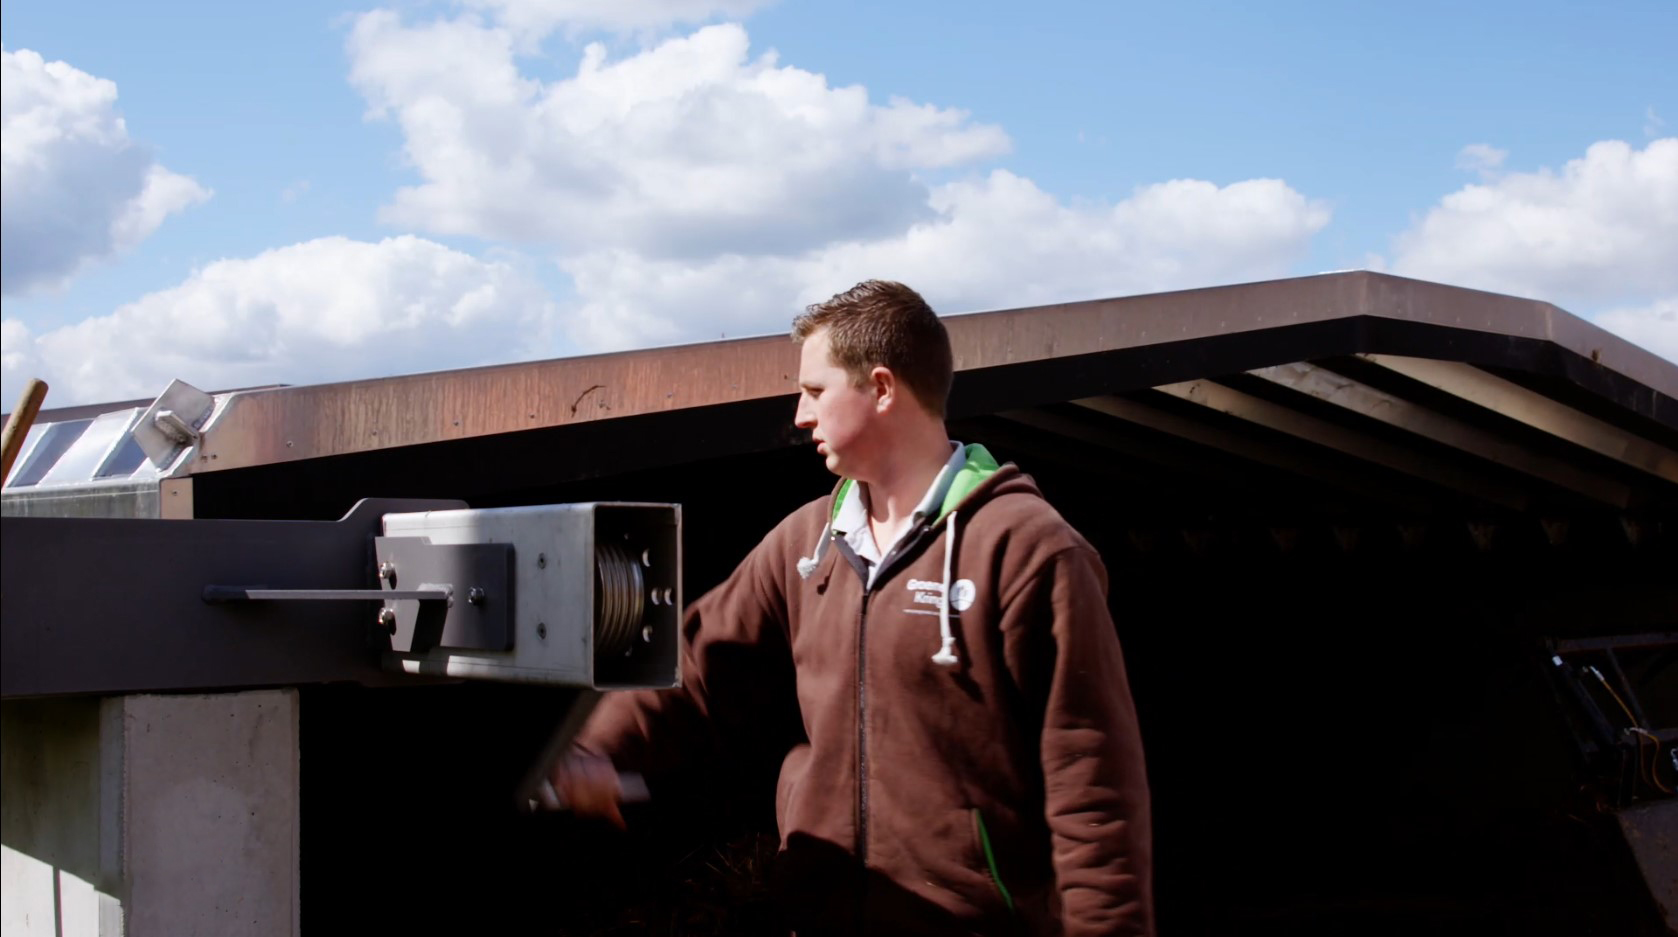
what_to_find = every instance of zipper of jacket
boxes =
[855,587,872,868]
[855,523,924,867]
[847,519,935,930]
[829,535,876,875]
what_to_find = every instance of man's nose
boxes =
[793,396,815,429]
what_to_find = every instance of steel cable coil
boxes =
[594,543,645,656]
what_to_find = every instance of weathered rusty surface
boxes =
[192,336,800,474]
[189,272,1678,474]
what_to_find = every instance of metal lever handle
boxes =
[530,773,651,813]
[202,586,451,602]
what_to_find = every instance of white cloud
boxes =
[1,319,40,386]
[459,0,773,40]
[562,170,1332,350]
[1454,143,1507,179]
[1,236,558,406]
[1387,138,1678,363]
[343,9,1330,358]
[341,10,1332,358]
[1646,106,1666,139]
[1,47,209,296]
[1390,138,1678,309]
[9,12,1340,408]
[1594,297,1677,363]
[280,179,311,203]
[347,17,1009,256]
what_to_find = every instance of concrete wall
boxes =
[1,697,119,936]
[1,691,299,937]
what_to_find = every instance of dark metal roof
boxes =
[67,271,1639,535]
[171,271,1674,476]
[6,271,1675,530]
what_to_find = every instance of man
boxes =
[553,280,1153,936]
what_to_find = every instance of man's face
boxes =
[794,328,882,478]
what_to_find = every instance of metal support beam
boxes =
[1147,379,1533,511]
[1065,395,1438,515]
[1363,354,1678,484]
[1,498,464,698]
[1248,362,1634,507]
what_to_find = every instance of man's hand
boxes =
[543,753,628,829]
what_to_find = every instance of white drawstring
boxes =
[804,483,960,665]
[796,517,832,580]
[931,510,959,666]
[800,482,851,579]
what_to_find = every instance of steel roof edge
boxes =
[1355,272,1675,396]
[159,271,1675,474]
[2,384,290,427]
[943,272,1672,395]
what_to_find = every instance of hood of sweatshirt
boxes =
[797,444,1035,666]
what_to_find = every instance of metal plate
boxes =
[373,538,514,653]
[1,498,465,698]
[133,378,215,468]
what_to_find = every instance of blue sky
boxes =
[3,0,1674,405]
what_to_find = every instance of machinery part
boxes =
[1,497,466,697]
[380,502,680,690]
[372,537,515,653]
[204,587,450,602]
[594,542,646,658]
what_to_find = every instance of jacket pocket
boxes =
[970,807,1016,914]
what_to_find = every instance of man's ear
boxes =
[870,366,895,412]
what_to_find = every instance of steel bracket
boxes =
[373,538,514,653]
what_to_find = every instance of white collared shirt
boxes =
[833,441,966,587]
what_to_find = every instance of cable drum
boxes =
[594,543,646,657]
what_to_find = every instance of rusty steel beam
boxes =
[180,273,1678,476]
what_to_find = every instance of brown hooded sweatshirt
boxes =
[575,448,1153,936]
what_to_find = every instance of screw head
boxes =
[378,562,396,585]
[536,622,547,640]
[467,586,486,606]
[376,607,397,634]
[537,553,546,569]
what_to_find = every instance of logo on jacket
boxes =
[905,578,977,613]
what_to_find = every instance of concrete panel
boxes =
[56,866,123,936]
[0,850,124,937]
[1,844,56,936]
[0,698,107,880]
[120,691,299,937]
[0,698,123,936]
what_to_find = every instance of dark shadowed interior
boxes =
[187,387,1671,935]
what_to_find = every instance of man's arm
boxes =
[1011,546,1154,936]
[557,520,800,811]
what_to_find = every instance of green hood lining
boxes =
[827,444,1000,527]
[938,443,1000,523]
